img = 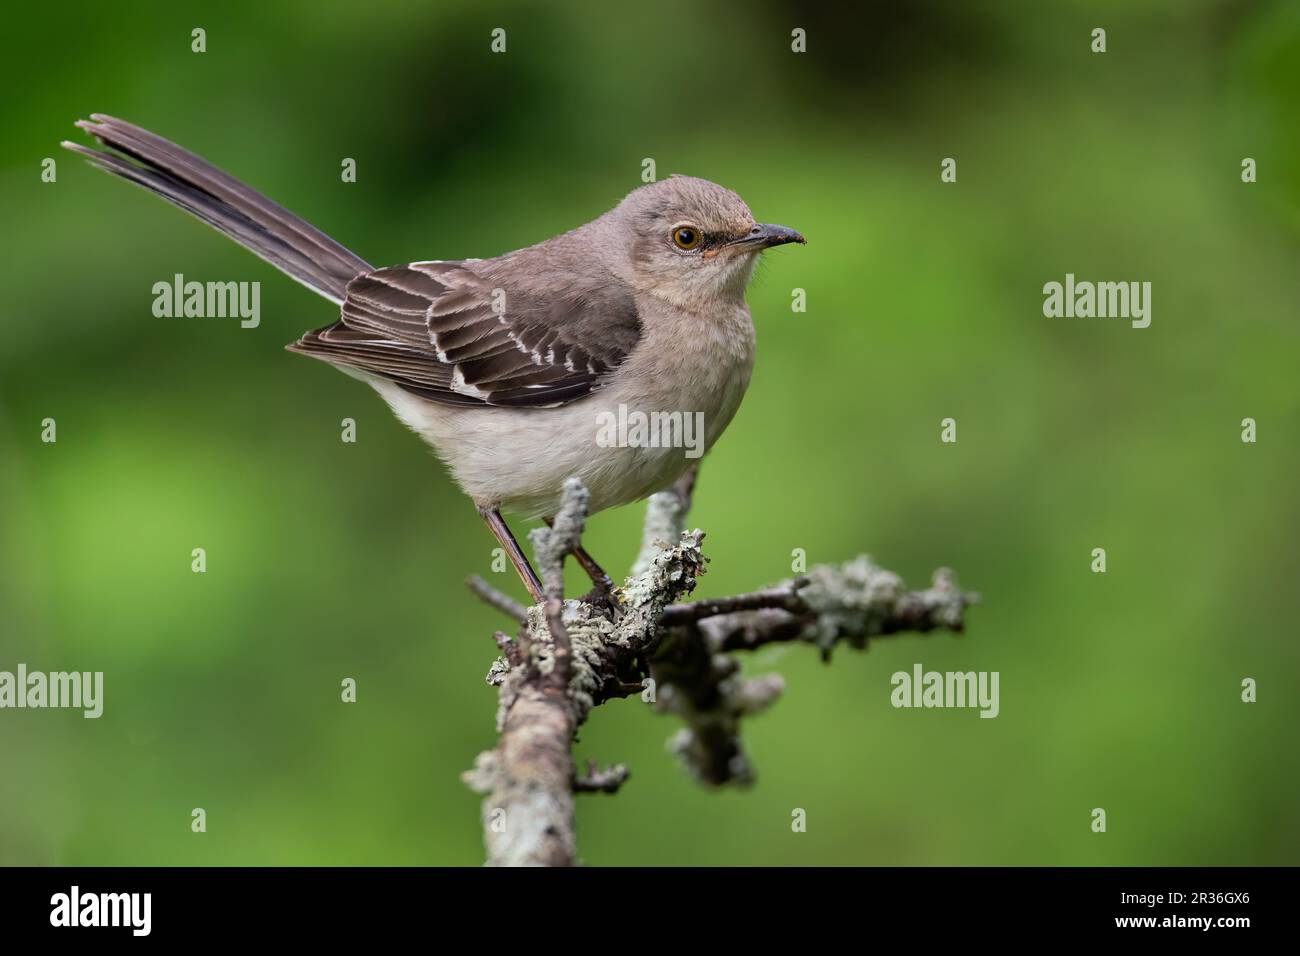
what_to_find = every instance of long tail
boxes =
[62,114,372,303]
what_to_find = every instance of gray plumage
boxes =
[64,115,369,302]
[64,114,804,600]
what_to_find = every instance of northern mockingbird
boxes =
[64,115,805,603]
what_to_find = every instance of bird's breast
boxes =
[624,298,756,438]
[370,300,756,520]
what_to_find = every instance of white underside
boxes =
[362,299,756,520]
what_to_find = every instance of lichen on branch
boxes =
[463,472,978,865]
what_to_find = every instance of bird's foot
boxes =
[580,579,623,618]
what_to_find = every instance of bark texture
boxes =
[463,473,978,865]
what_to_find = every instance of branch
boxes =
[650,558,978,785]
[466,575,527,624]
[530,478,591,692]
[698,561,977,657]
[630,460,698,577]
[462,468,979,863]
[659,578,809,625]
[573,760,630,794]
[463,480,705,866]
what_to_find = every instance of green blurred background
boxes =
[2,0,1298,866]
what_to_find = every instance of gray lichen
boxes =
[463,478,978,864]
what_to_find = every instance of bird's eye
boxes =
[671,226,702,250]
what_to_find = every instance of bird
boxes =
[63,115,805,604]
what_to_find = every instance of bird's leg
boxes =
[572,547,616,596]
[477,505,546,605]
[544,517,619,608]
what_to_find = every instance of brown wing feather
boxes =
[288,259,642,408]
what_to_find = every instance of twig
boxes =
[652,560,977,785]
[532,478,589,599]
[466,575,527,624]
[699,563,979,656]
[530,478,590,690]
[660,578,809,625]
[573,760,630,794]
[630,460,700,577]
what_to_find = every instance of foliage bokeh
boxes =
[2,0,1298,865]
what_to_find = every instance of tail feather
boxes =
[63,114,371,303]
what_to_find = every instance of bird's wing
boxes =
[288,260,643,407]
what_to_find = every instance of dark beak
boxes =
[730,223,807,250]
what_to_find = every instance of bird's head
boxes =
[611,175,805,309]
